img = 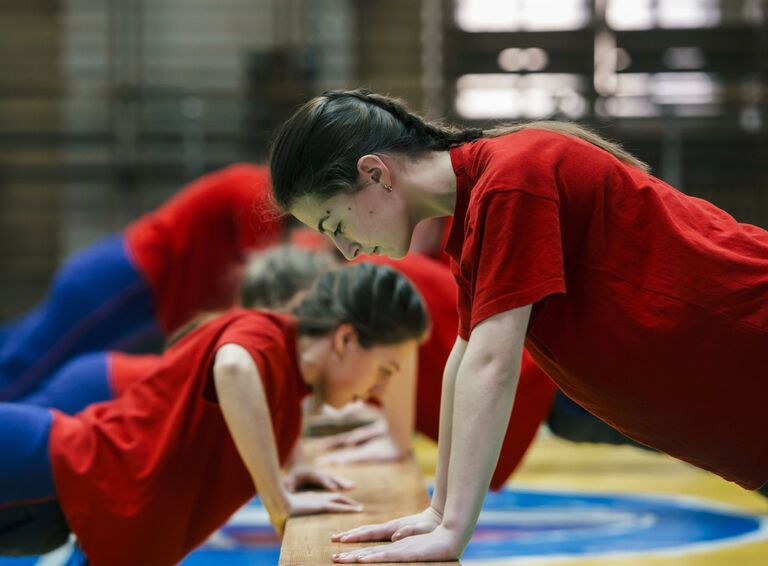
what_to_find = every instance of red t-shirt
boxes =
[365,254,556,489]
[125,164,283,334]
[447,130,768,489]
[107,352,160,397]
[49,310,309,566]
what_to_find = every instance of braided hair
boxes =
[269,89,483,211]
[293,262,428,349]
[320,90,484,151]
[269,88,648,212]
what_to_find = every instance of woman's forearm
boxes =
[286,438,306,469]
[441,306,530,548]
[214,344,291,528]
[380,344,418,457]
[430,337,467,515]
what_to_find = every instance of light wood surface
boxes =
[279,458,459,565]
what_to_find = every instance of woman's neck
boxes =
[404,151,458,222]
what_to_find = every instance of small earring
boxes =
[383,183,392,192]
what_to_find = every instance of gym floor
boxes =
[414,432,768,565]
[1,431,765,565]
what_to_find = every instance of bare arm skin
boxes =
[379,342,419,458]
[215,344,362,538]
[332,305,531,563]
[331,336,467,543]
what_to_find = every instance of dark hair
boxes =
[169,255,425,351]
[239,245,338,309]
[293,262,428,348]
[269,88,649,211]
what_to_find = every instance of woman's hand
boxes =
[330,506,442,543]
[332,525,461,563]
[314,419,389,452]
[315,436,405,466]
[271,491,364,539]
[283,464,355,492]
[287,491,364,517]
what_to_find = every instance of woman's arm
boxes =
[215,344,362,537]
[215,344,292,533]
[378,342,419,458]
[440,305,530,548]
[332,305,529,563]
[429,337,467,517]
[330,337,467,544]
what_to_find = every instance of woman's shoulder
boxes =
[478,128,579,169]
[464,132,566,202]
[468,127,623,202]
[217,309,297,347]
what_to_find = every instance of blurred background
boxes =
[1,0,766,319]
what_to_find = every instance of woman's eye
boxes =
[333,223,342,236]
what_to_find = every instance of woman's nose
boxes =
[344,246,361,260]
[334,235,360,260]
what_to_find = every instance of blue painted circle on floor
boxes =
[2,488,764,565]
[462,487,766,561]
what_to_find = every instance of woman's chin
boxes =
[390,238,414,259]
[384,247,408,259]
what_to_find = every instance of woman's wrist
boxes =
[265,487,292,522]
[439,515,474,551]
[430,486,446,516]
[430,523,465,558]
[427,505,444,522]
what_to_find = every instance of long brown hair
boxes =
[269,89,648,211]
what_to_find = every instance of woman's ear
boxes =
[356,154,391,188]
[332,323,359,359]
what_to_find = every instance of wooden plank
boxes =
[279,459,459,565]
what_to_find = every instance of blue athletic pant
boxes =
[18,353,113,416]
[0,354,113,558]
[0,403,56,507]
[0,235,162,401]
[0,404,71,555]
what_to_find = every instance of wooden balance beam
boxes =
[279,458,460,565]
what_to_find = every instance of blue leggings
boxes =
[0,403,56,506]
[0,357,114,558]
[18,353,114,416]
[0,403,74,556]
[0,235,162,401]
[0,354,113,512]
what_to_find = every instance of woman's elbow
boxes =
[471,351,521,392]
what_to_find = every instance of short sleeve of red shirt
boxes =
[460,189,566,339]
[209,315,296,407]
